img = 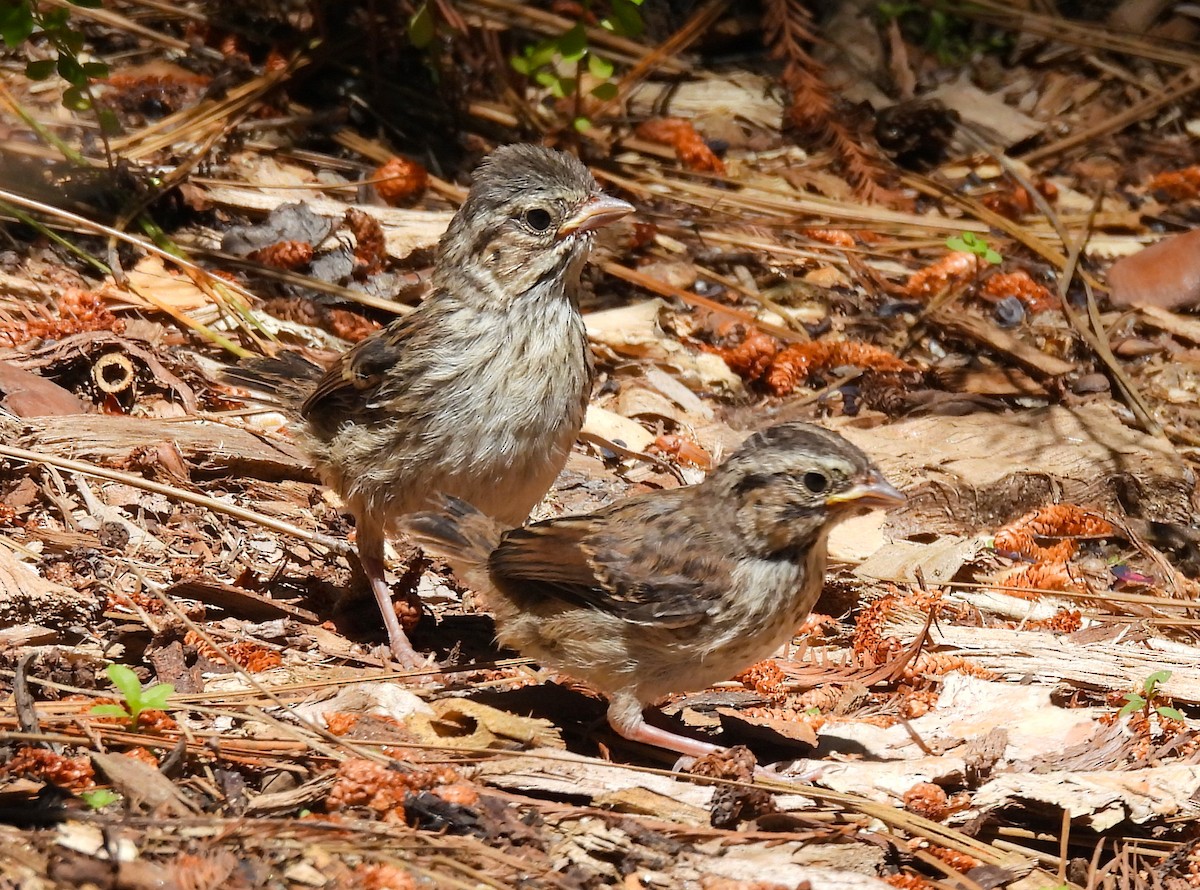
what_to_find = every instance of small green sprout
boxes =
[1,0,119,134]
[90,664,174,731]
[79,788,121,810]
[509,0,642,128]
[945,232,1002,265]
[875,3,1010,64]
[1120,670,1185,721]
[407,2,435,49]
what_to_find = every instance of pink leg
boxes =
[606,694,813,782]
[359,550,423,669]
[606,694,725,759]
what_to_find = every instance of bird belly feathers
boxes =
[314,298,590,529]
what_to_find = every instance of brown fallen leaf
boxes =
[91,751,197,815]
[406,698,564,751]
[0,361,89,417]
[1107,229,1200,310]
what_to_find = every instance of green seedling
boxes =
[79,788,121,810]
[945,232,1002,265]
[1,0,119,136]
[876,2,1010,65]
[1120,669,1185,721]
[509,0,643,131]
[90,664,174,731]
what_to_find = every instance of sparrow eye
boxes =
[524,207,553,232]
[803,471,829,494]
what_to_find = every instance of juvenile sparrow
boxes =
[225,145,633,665]
[404,422,905,760]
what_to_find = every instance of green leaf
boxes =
[105,664,142,701]
[56,53,84,85]
[139,683,174,710]
[945,231,999,261]
[97,108,121,134]
[1118,693,1145,717]
[605,0,644,37]
[24,59,56,80]
[62,85,92,111]
[589,81,618,100]
[79,789,121,809]
[509,53,531,75]
[89,703,131,718]
[1145,670,1172,693]
[0,4,36,47]
[408,2,435,49]
[535,69,574,99]
[526,39,558,70]
[587,52,613,79]
[1156,706,1184,721]
[572,116,592,132]
[41,7,70,30]
[558,22,587,61]
[876,2,915,21]
[58,27,84,53]
[82,61,108,78]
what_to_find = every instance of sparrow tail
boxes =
[403,496,503,591]
[219,352,324,411]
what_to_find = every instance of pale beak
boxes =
[826,472,906,510]
[557,193,634,238]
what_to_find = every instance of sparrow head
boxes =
[713,423,905,560]
[436,144,633,302]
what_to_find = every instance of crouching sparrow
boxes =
[404,422,905,759]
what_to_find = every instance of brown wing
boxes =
[487,493,733,628]
[300,314,416,420]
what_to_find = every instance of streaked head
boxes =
[712,423,905,559]
[435,144,633,301]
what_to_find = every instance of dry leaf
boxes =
[1107,229,1200,309]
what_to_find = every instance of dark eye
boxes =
[803,471,829,494]
[524,207,553,232]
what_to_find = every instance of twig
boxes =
[0,442,353,557]
[0,188,257,357]
[601,260,809,343]
[1057,195,1164,438]
[1021,66,1200,164]
[944,0,1200,69]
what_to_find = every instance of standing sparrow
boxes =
[225,145,633,665]
[405,422,904,760]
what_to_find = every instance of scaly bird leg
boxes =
[606,694,725,760]
[359,552,423,668]
[607,694,812,781]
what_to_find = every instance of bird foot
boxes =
[766,758,829,785]
[377,636,439,672]
[361,554,435,671]
[612,713,726,761]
